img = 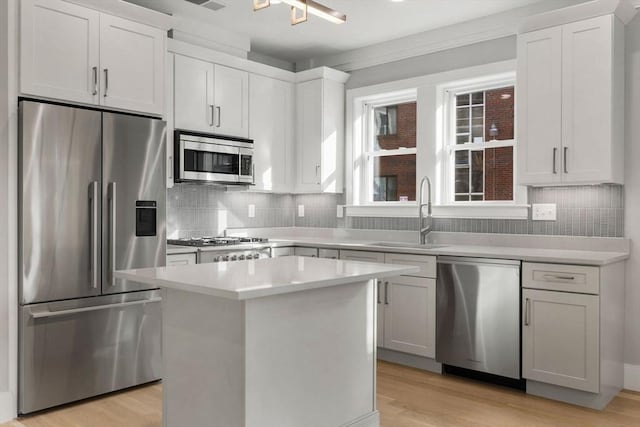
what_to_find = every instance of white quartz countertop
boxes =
[116,256,418,300]
[264,238,629,265]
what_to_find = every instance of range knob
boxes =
[222,255,230,262]
[213,256,221,262]
[238,254,245,260]
[230,255,238,261]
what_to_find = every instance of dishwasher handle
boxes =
[437,256,521,267]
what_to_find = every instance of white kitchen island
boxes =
[115,256,418,427]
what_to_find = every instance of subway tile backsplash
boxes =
[168,184,624,238]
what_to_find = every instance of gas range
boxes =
[168,236,272,263]
[167,236,269,247]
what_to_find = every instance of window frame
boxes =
[361,90,418,205]
[439,74,522,207]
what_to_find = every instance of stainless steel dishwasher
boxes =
[436,257,521,380]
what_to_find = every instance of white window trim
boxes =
[345,59,528,219]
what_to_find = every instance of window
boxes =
[447,83,515,203]
[364,95,417,203]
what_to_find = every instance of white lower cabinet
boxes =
[381,276,436,358]
[167,252,197,266]
[522,289,599,393]
[271,247,295,258]
[294,247,318,257]
[340,250,437,358]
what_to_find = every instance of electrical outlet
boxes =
[298,205,305,217]
[532,203,557,221]
[336,205,344,218]
[248,204,255,218]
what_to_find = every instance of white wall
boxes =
[624,13,640,389]
[0,0,17,421]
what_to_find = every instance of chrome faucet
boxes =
[418,176,433,244]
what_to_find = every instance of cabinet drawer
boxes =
[294,247,319,257]
[339,250,385,263]
[318,249,339,259]
[384,253,436,278]
[272,247,295,258]
[522,262,599,294]
[167,253,197,266]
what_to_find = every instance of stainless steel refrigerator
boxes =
[18,100,166,414]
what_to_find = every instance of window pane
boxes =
[456,94,470,107]
[456,134,469,145]
[485,86,514,141]
[373,154,416,201]
[471,106,484,142]
[455,150,469,167]
[471,91,484,105]
[484,146,513,201]
[471,151,484,193]
[471,195,484,201]
[373,102,415,150]
[455,194,470,202]
[455,167,469,194]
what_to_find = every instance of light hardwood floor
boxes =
[4,361,640,427]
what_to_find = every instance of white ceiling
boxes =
[128,0,548,63]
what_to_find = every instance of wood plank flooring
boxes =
[4,361,640,427]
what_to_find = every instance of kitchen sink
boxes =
[371,242,446,250]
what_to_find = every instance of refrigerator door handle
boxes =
[90,181,99,289]
[109,182,117,285]
[30,297,162,319]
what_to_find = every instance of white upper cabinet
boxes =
[249,74,294,192]
[173,55,249,138]
[20,0,100,105]
[517,26,563,185]
[174,55,214,133]
[20,0,165,116]
[214,65,249,138]
[99,14,164,116]
[517,14,625,185]
[295,70,348,193]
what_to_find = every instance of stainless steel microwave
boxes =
[174,131,254,185]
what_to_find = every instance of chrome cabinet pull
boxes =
[543,274,575,281]
[31,297,162,319]
[103,69,109,97]
[525,298,531,326]
[92,66,98,96]
[216,106,221,128]
[209,105,215,127]
[564,147,568,174]
[376,280,381,304]
[168,155,173,181]
[552,148,558,174]
[89,182,99,289]
[109,182,117,286]
[252,163,255,185]
[384,281,390,305]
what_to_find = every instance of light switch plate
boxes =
[532,203,557,221]
[298,205,305,217]
[248,204,255,218]
[337,205,344,218]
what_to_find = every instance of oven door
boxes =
[179,139,240,183]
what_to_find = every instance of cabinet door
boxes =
[339,250,385,263]
[296,80,323,191]
[20,0,100,104]
[174,55,215,133]
[320,79,344,193]
[382,276,436,358]
[522,289,599,393]
[272,247,295,258]
[517,26,563,185]
[167,253,197,266]
[249,74,294,192]
[561,15,614,183]
[99,14,164,115]
[214,64,249,137]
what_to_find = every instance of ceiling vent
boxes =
[185,0,227,11]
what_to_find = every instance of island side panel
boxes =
[244,279,378,427]
[162,288,246,427]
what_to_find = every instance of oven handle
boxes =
[182,140,241,155]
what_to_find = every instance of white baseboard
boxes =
[347,411,380,427]
[624,364,640,391]
[0,391,16,424]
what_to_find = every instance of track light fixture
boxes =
[253,0,346,26]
